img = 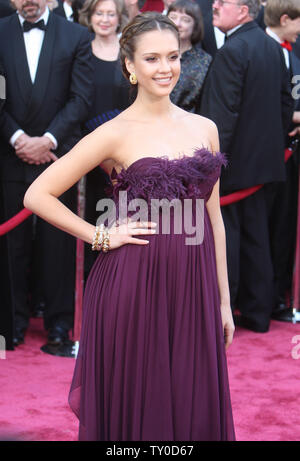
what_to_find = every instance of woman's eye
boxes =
[146,57,156,62]
[170,54,179,60]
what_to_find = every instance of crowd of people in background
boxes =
[0,0,299,351]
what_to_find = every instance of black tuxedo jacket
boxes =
[196,2,266,57]
[200,21,294,193]
[0,11,93,183]
[0,0,14,18]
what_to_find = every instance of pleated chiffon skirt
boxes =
[69,208,235,441]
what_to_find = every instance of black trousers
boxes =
[1,180,76,332]
[221,185,276,331]
[267,153,299,305]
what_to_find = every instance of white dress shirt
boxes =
[266,27,290,69]
[214,24,242,50]
[63,1,74,21]
[10,7,58,149]
[214,26,225,49]
[19,7,49,83]
[226,24,243,39]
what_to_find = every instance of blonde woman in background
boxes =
[79,0,129,133]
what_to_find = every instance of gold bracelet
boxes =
[91,225,102,251]
[102,227,110,253]
[92,224,110,252]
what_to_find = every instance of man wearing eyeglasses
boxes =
[200,0,294,333]
[196,0,266,56]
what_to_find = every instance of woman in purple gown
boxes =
[24,12,235,441]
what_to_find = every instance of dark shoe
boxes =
[13,327,26,347]
[32,301,46,318]
[272,300,288,314]
[47,325,69,346]
[233,314,269,333]
[271,306,295,323]
[41,340,75,357]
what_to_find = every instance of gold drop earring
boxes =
[129,73,137,85]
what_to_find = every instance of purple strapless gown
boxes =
[69,149,235,441]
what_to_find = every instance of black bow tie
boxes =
[23,19,46,33]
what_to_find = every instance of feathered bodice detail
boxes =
[108,148,227,203]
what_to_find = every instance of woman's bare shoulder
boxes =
[88,113,136,172]
[96,111,137,143]
[83,114,131,160]
[92,113,130,140]
[178,111,219,152]
[185,111,218,132]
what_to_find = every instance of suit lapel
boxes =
[228,21,257,40]
[12,14,33,106]
[25,12,56,124]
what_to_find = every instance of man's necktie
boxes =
[281,40,292,52]
[23,19,46,33]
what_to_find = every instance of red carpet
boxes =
[0,317,299,441]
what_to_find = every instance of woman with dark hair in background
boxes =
[168,0,212,112]
[79,0,130,273]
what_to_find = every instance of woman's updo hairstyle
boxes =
[119,12,180,83]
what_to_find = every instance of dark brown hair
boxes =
[167,0,204,44]
[264,0,300,27]
[119,11,180,82]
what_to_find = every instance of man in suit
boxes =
[200,0,294,332]
[196,0,266,56]
[0,0,93,347]
[0,60,14,350]
[264,0,300,321]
